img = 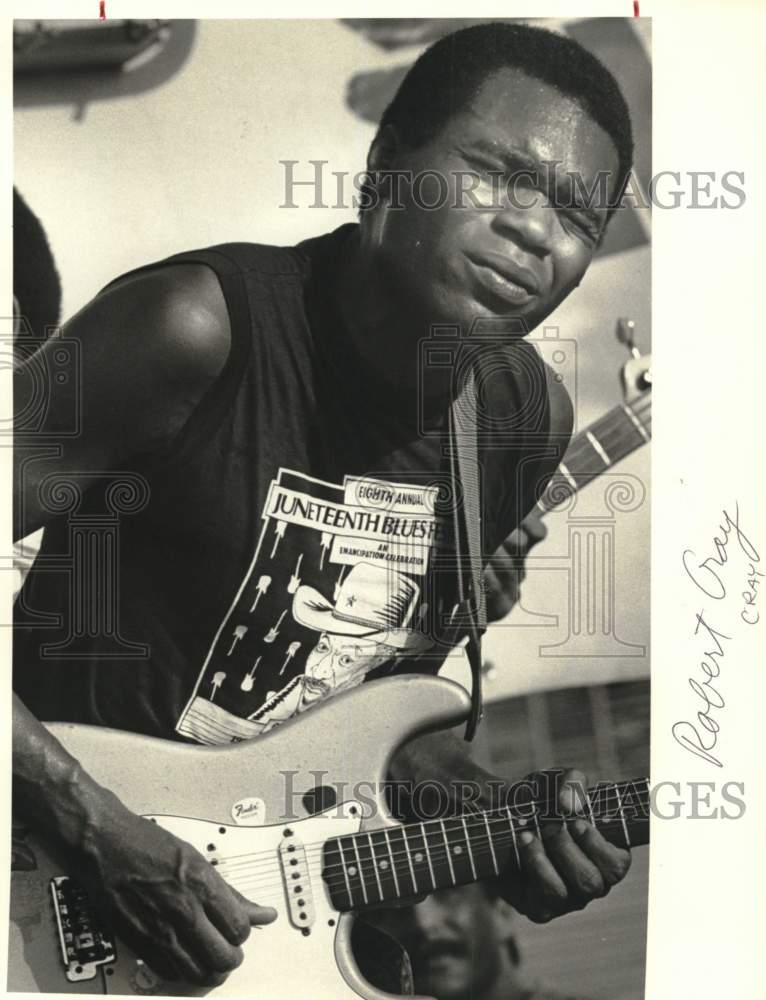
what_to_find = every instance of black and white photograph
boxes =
[4,5,764,1000]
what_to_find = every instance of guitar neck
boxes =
[323,777,649,912]
[537,389,651,515]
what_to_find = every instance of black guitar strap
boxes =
[448,364,487,741]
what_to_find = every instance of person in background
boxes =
[13,186,62,346]
[366,882,593,1000]
[12,187,63,596]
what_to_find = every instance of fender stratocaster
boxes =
[8,675,649,999]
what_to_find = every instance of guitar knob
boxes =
[615,318,641,359]
[130,960,163,995]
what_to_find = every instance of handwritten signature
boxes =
[673,502,761,767]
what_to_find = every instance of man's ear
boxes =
[365,124,403,209]
[367,123,400,176]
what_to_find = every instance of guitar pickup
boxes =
[278,837,315,931]
[50,876,116,982]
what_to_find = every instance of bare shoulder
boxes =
[14,261,234,537]
[95,261,231,384]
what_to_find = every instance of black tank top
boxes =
[14,225,553,743]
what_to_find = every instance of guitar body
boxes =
[8,675,471,999]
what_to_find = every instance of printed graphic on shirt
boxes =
[176,469,452,745]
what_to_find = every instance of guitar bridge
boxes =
[50,876,116,982]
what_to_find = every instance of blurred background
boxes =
[13,17,651,1000]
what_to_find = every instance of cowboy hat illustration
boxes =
[292,561,431,652]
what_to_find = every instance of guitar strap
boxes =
[448,363,487,741]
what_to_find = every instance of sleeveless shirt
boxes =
[14,224,558,744]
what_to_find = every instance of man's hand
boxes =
[484,511,547,623]
[12,694,275,987]
[80,797,277,985]
[499,768,631,923]
[390,733,631,922]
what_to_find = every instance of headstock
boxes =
[616,318,652,404]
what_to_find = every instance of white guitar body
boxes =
[8,676,472,999]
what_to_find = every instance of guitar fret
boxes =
[613,784,632,848]
[368,830,398,902]
[403,825,434,893]
[483,813,500,876]
[585,430,611,467]
[559,462,577,489]
[338,838,360,908]
[338,849,354,908]
[531,811,542,840]
[351,838,369,905]
[420,822,437,890]
[622,402,650,442]
[585,792,596,826]
[383,829,401,898]
[439,820,457,885]
[460,815,478,881]
[402,828,419,895]
[366,833,384,902]
[506,809,521,869]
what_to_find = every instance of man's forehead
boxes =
[458,66,620,177]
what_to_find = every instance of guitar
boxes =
[537,349,651,517]
[8,675,650,998]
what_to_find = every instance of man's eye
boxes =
[464,154,504,178]
[562,210,600,242]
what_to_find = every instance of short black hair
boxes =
[374,21,633,206]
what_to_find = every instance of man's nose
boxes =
[408,896,448,935]
[491,185,553,255]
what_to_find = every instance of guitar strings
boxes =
[206,782,650,874]
[222,812,650,902]
[227,816,651,901]
[207,787,651,896]
[217,803,652,889]
[209,783,651,875]
[213,816,653,899]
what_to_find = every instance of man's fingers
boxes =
[205,883,276,945]
[540,820,607,900]
[556,768,589,818]
[569,820,632,887]
[242,898,279,926]
[514,830,571,921]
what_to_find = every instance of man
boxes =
[13,22,634,989]
[364,883,593,1000]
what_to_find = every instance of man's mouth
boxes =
[412,941,468,966]
[465,251,543,306]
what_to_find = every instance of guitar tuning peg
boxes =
[616,318,641,359]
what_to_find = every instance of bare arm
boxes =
[13,264,275,984]
[14,263,231,539]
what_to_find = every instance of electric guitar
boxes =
[8,675,650,998]
[537,344,651,517]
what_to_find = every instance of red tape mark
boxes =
[633,0,640,14]
[99,0,106,18]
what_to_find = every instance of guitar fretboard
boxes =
[322,777,649,912]
[537,390,651,515]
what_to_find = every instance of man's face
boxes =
[370,67,621,333]
[374,884,517,1000]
